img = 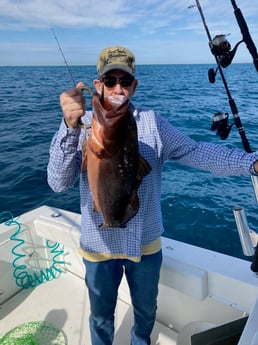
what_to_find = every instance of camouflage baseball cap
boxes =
[97,46,135,77]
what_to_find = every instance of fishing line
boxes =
[51,27,93,159]
[0,211,66,289]
[51,27,95,99]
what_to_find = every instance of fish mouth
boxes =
[92,94,130,128]
[102,96,130,119]
[105,95,129,105]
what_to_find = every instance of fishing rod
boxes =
[231,0,258,72]
[51,28,76,87]
[193,0,258,273]
[51,27,95,98]
[51,27,94,126]
[194,0,257,153]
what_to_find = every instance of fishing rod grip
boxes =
[251,245,258,273]
[232,4,258,72]
[228,98,252,153]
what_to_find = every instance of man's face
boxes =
[94,69,138,99]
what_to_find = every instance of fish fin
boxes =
[121,189,139,225]
[100,190,139,228]
[81,124,88,172]
[81,124,88,156]
[135,154,152,187]
[93,201,99,213]
[81,154,87,172]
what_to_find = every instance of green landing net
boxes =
[0,321,67,345]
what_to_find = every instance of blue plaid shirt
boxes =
[47,104,258,257]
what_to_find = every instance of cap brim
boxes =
[99,64,134,77]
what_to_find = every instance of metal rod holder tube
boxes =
[233,206,254,256]
[251,175,258,203]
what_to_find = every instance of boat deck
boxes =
[0,269,177,345]
[1,205,258,345]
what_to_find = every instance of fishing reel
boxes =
[210,112,234,140]
[208,34,243,83]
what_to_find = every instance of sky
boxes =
[0,0,258,66]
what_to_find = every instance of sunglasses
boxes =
[101,75,135,88]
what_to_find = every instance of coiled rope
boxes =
[0,211,65,288]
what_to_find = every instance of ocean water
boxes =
[0,63,258,260]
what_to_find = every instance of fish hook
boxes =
[77,85,95,98]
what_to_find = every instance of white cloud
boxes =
[0,0,137,29]
[0,0,257,38]
[0,0,257,65]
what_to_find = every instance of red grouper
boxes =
[81,93,151,228]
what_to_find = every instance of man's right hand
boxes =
[60,81,86,128]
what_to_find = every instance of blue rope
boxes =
[0,211,66,288]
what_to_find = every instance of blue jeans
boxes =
[83,250,162,345]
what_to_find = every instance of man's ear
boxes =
[131,79,138,96]
[93,79,102,94]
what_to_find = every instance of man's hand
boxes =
[254,160,258,174]
[60,82,86,128]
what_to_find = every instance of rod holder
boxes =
[233,206,254,256]
[251,175,258,203]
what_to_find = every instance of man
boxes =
[47,46,258,345]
